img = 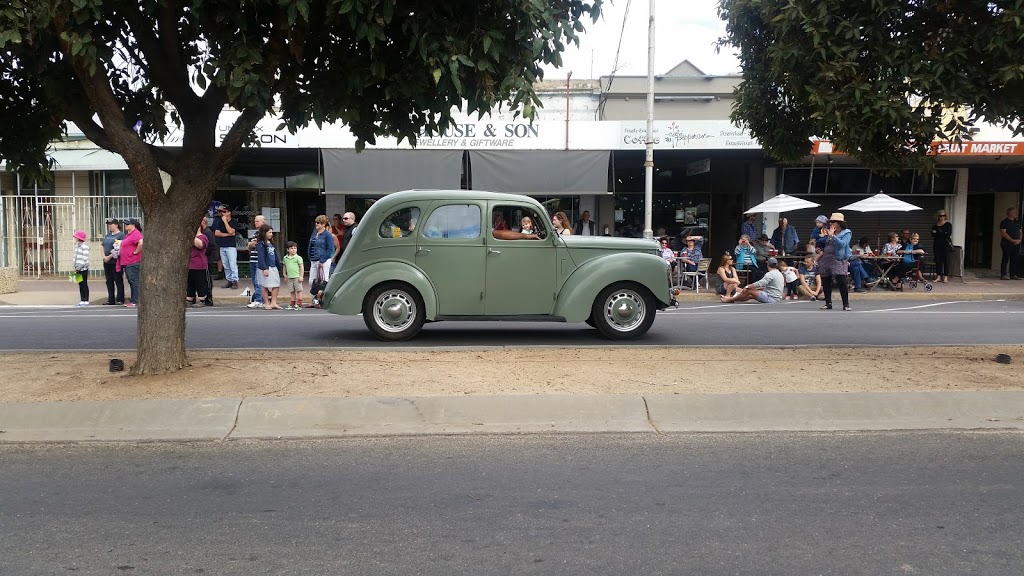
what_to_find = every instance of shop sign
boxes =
[813,140,1024,156]
[686,158,711,176]
[618,121,759,150]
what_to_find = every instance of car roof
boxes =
[382,189,542,205]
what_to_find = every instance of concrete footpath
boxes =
[1,391,1022,443]
[2,271,1024,306]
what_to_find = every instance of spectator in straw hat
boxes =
[817,212,853,311]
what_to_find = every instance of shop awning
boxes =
[469,150,610,194]
[321,149,464,193]
[0,148,129,171]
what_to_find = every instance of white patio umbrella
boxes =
[840,193,922,249]
[745,194,821,254]
[744,194,821,214]
[840,193,922,213]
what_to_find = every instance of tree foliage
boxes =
[718,0,1024,170]
[0,0,601,374]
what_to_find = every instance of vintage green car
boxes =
[321,190,673,341]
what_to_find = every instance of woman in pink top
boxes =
[187,219,210,307]
[117,218,144,306]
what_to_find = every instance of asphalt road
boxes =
[0,299,1021,350]
[1,433,1021,575]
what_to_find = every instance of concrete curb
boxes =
[0,398,241,442]
[1,391,1023,443]
[645,391,1024,432]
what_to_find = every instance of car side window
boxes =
[377,207,421,239]
[491,204,549,240]
[422,204,481,239]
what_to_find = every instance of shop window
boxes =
[103,171,137,196]
[16,173,53,195]
[377,207,421,239]
[869,170,914,195]
[825,168,870,195]
[780,168,827,195]
[422,204,481,239]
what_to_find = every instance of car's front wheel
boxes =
[363,282,425,341]
[591,282,656,340]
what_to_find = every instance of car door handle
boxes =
[488,248,501,255]
[417,248,431,254]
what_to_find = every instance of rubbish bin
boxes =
[950,245,964,279]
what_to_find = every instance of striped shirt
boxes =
[73,242,90,272]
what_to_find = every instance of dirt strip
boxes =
[1,346,1021,404]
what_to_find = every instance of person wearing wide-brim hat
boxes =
[817,212,853,310]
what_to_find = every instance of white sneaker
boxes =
[246,301,264,309]
[75,301,89,307]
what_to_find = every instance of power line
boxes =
[598,0,633,118]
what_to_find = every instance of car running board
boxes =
[433,315,568,322]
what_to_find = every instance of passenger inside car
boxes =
[491,206,549,240]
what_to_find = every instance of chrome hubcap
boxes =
[603,289,646,332]
[373,290,416,332]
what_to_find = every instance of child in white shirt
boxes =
[779,260,800,300]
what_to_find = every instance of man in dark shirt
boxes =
[101,218,125,305]
[999,207,1022,280]
[212,206,239,288]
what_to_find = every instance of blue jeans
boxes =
[850,260,867,289]
[250,260,263,302]
[123,263,141,304]
[219,247,238,283]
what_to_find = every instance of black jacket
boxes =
[340,223,357,259]
[574,220,595,236]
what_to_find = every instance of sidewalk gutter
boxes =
[1,392,1022,443]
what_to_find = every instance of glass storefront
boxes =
[613,192,711,248]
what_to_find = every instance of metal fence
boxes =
[1,195,142,277]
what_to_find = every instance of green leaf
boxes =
[432,68,441,84]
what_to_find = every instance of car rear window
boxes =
[377,207,420,239]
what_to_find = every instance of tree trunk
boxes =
[130,177,216,375]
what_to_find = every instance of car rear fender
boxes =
[323,262,438,320]
[553,253,672,322]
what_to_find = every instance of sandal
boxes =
[820,304,832,310]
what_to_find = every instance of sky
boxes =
[544,0,740,79]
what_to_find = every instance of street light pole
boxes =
[643,0,655,240]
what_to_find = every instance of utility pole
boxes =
[643,0,655,240]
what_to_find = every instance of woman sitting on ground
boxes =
[716,253,740,298]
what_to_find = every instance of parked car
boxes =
[321,190,673,341]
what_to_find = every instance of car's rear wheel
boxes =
[363,282,425,341]
[591,282,656,340]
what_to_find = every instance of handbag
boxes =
[310,267,327,297]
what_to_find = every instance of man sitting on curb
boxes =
[721,257,784,304]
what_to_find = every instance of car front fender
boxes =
[323,261,439,320]
[553,253,672,322]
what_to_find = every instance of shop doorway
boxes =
[965,193,994,268]
[287,190,326,254]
